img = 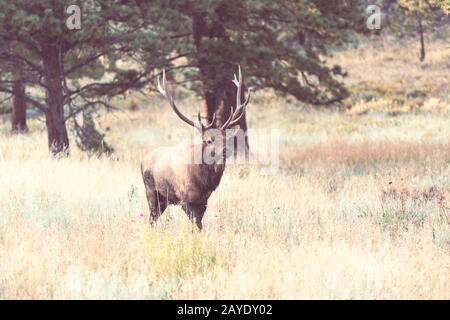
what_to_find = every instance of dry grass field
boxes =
[0,39,449,299]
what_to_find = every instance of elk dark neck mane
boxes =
[187,144,226,197]
[201,162,225,194]
[192,163,225,196]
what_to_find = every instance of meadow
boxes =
[0,38,449,299]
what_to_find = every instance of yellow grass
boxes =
[0,39,449,299]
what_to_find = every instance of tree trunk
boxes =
[11,77,27,132]
[42,42,69,155]
[192,14,249,153]
[418,17,425,62]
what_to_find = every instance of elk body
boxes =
[141,67,250,230]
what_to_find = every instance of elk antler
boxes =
[158,70,197,128]
[158,70,216,131]
[221,65,251,130]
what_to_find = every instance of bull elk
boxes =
[141,66,250,230]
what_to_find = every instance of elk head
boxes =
[157,66,251,164]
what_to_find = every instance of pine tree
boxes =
[0,1,163,154]
[395,0,449,61]
[11,69,27,132]
[0,40,29,132]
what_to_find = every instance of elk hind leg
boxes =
[146,190,168,225]
[143,173,167,225]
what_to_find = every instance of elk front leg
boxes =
[182,202,207,230]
